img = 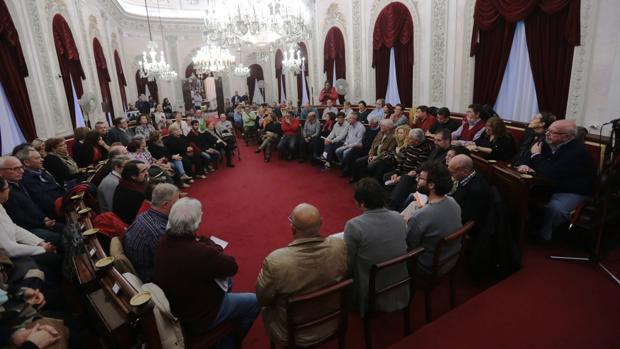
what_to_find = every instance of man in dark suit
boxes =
[16,148,65,218]
[0,156,63,246]
[231,90,241,106]
[448,154,493,231]
[517,120,596,241]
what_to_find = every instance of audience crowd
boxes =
[0,90,597,348]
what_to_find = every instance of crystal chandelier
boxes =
[154,0,177,81]
[192,45,235,75]
[233,64,250,77]
[202,0,311,47]
[138,0,167,81]
[282,46,305,75]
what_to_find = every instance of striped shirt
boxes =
[124,208,168,281]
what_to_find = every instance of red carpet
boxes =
[187,140,620,348]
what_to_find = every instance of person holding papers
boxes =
[153,198,259,346]
[406,161,462,276]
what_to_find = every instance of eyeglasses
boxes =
[546,130,567,135]
[0,165,23,171]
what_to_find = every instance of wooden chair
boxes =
[418,221,475,323]
[270,278,353,349]
[364,247,425,349]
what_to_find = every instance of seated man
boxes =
[413,105,436,132]
[153,198,259,345]
[357,101,372,123]
[106,117,133,146]
[451,104,485,143]
[113,160,148,224]
[351,118,396,182]
[335,113,366,168]
[448,155,492,229]
[427,128,452,163]
[322,98,339,118]
[277,111,301,160]
[256,203,347,347]
[299,103,319,121]
[341,116,380,178]
[0,156,62,246]
[406,161,462,276]
[16,148,65,218]
[428,107,459,135]
[344,178,409,317]
[124,183,180,282]
[320,112,348,168]
[98,155,130,212]
[517,120,596,241]
[298,112,321,163]
[391,104,409,127]
[511,112,556,167]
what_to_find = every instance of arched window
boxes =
[296,42,310,106]
[247,64,264,104]
[373,2,414,107]
[93,38,114,121]
[135,70,159,103]
[471,0,580,118]
[52,14,86,129]
[0,0,36,151]
[275,49,286,103]
[114,50,127,112]
[323,27,345,104]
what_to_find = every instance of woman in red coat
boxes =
[319,81,338,105]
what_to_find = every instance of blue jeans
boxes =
[540,192,585,240]
[171,159,186,176]
[277,136,297,157]
[210,292,260,349]
[335,145,354,163]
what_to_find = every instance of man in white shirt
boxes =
[322,98,339,120]
[335,113,366,167]
[321,113,349,169]
[367,98,385,121]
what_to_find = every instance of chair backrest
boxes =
[368,247,425,314]
[286,278,353,349]
[431,221,475,280]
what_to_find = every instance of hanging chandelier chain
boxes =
[144,0,152,41]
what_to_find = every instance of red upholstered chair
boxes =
[270,278,353,349]
[364,247,425,349]
[417,221,475,323]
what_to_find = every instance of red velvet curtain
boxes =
[135,70,159,103]
[323,27,345,103]
[275,49,286,102]
[93,38,114,117]
[296,42,310,106]
[114,50,127,111]
[247,64,264,103]
[52,14,85,129]
[0,0,36,144]
[372,2,414,107]
[470,0,580,117]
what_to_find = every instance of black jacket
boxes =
[524,139,596,196]
[42,154,81,187]
[4,181,47,229]
[21,170,65,217]
[112,180,146,224]
[450,172,493,230]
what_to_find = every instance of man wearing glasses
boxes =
[517,120,596,241]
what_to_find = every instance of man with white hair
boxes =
[124,183,180,282]
[351,118,396,182]
[517,119,596,241]
[153,198,259,345]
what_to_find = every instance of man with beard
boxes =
[113,160,149,224]
[406,161,462,276]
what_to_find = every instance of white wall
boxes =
[4,0,618,138]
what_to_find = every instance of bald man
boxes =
[256,203,347,347]
[448,154,492,228]
[517,120,596,241]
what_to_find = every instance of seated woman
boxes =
[512,112,556,166]
[70,127,90,162]
[164,124,207,179]
[256,115,281,162]
[127,137,185,187]
[134,114,156,139]
[368,124,410,182]
[148,131,192,184]
[151,104,167,130]
[73,130,108,168]
[43,137,83,188]
[469,116,516,161]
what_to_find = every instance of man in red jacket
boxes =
[277,110,301,160]
[153,198,259,346]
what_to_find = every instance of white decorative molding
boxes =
[430,0,448,105]
[368,0,421,106]
[461,0,476,108]
[566,0,595,123]
[321,2,347,94]
[352,0,362,99]
[88,15,101,38]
